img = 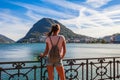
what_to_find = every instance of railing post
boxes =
[86,59,88,80]
[33,66,37,80]
[113,58,115,80]
[40,57,43,80]
[0,67,1,80]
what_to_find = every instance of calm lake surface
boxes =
[0,43,120,62]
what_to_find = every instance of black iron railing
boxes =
[0,57,120,80]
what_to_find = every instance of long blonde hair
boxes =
[47,24,60,36]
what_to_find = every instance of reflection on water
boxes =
[66,43,120,58]
[0,43,45,62]
[0,43,120,62]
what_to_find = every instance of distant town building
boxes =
[103,37,111,43]
[39,36,46,42]
[111,34,120,43]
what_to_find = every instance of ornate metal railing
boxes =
[0,57,120,80]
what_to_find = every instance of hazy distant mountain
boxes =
[0,34,15,43]
[102,33,120,43]
[17,18,95,43]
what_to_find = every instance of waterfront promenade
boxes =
[0,57,120,80]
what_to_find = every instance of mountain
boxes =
[0,34,15,43]
[102,33,120,43]
[17,18,95,43]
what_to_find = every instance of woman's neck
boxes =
[53,32,58,36]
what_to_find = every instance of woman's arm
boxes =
[40,42,49,57]
[61,40,66,59]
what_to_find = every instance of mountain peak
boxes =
[0,34,15,43]
[41,17,53,20]
[37,17,57,25]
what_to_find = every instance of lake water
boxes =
[0,43,120,62]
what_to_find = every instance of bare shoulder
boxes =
[59,35,65,40]
[45,37,50,42]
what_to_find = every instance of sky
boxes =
[0,0,120,41]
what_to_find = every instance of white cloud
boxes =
[59,1,120,38]
[70,25,120,38]
[86,0,112,8]
[26,10,43,21]
[103,5,120,18]
[42,0,83,10]
[12,2,76,19]
[0,11,32,41]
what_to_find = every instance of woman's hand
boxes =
[40,53,44,58]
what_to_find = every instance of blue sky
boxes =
[0,0,120,41]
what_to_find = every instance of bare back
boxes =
[46,35,65,56]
